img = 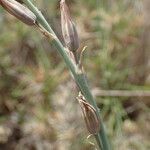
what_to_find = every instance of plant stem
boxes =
[23,0,111,149]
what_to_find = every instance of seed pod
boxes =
[77,93,100,134]
[60,0,79,52]
[0,0,36,25]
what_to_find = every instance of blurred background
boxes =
[0,0,150,149]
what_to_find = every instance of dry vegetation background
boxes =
[0,0,150,149]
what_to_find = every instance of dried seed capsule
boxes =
[60,0,79,52]
[0,0,36,25]
[77,93,100,134]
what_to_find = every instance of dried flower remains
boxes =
[77,93,100,134]
[60,0,79,52]
[0,0,36,26]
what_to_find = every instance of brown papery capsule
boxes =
[0,0,36,26]
[77,93,100,135]
[60,0,79,52]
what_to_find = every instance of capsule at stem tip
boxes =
[0,0,36,26]
[60,0,79,53]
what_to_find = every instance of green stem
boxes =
[23,0,111,149]
[95,134,103,149]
